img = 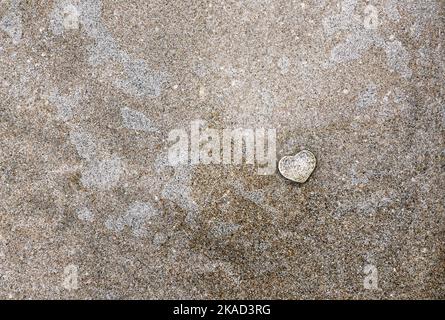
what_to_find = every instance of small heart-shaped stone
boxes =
[278,150,316,183]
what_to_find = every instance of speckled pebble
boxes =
[278,150,317,183]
